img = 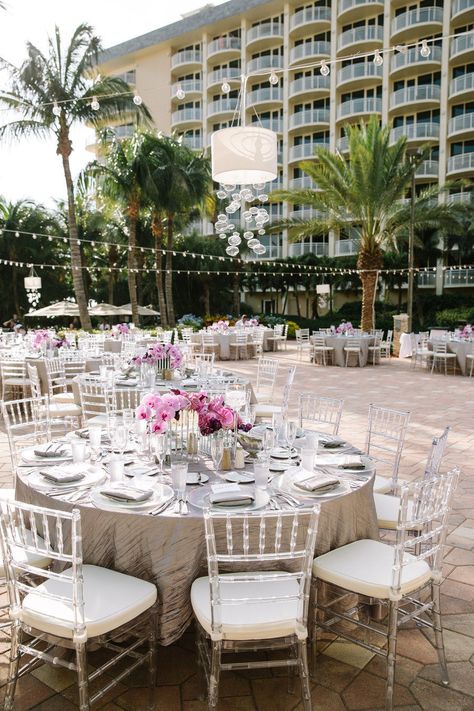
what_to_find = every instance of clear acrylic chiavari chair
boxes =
[365,404,411,494]
[311,333,334,366]
[0,360,31,401]
[77,377,112,425]
[298,393,344,435]
[255,356,279,401]
[27,363,81,433]
[45,357,75,404]
[312,468,460,711]
[191,507,320,710]
[0,500,158,711]
[1,396,51,471]
[255,364,296,420]
[343,337,363,367]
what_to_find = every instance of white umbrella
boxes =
[116,303,160,316]
[89,303,123,316]
[25,301,80,317]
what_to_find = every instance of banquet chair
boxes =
[466,343,474,377]
[77,378,112,425]
[27,364,82,433]
[111,387,145,414]
[1,396,51,471]
[343,338,363,367]
[311,334,334,366]
[295,329,311,361]
[266,323,283,352]
[365,404,411,494]
[412,335,432,370]
[250,328,265,357]
[191,506,320,711]
[368,335,382,365]
[193,352,216,377]
[312,468,459,711]
[45,358,75,404]
[374,426,451,531]
[255,365,296,420]
[0,360,31,401]
[255,356,279,402]
[298,394,344,435]
[229,330,250,360]
[278,323,289,350]
[200,332,220,359]
[0,500,158,711]
[381,330,392,359]
[431,341,457,376]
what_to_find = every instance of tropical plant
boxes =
[270,116,457,330]
[0,23,150,328]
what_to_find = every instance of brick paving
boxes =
[0,350,472,710]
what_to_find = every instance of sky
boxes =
[0,0,226,206]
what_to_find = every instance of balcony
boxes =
[391,45,442,76]
[337,62,383,86]
[338,0,384,23]
[290,6,331,36]
[247,86,283,108]
[207,37,241,59]
[337,97,382,120]
[207,98,238,117]
[171,50,202,70]
[391,7,443,42]
[447,152,474,175]
[335,239,359,256]
[289,74,330,98]
[337,136,349,152]
[390,84,440,109]
[207,67,241,89]
[252,118,283,133]
[415,160,439,178]
[171,108,202,126]
[448,191,473,204]
[290,41,331,64]
[450,72,474,99]
[338,25,383,52]
[452,0,473,21]
[289,207,324,220]
[448,113,474,138]
[170,80,202,99]
[181,135,203,150]
[289,109,330,130]
[419,269,474,288]
[289,241,329,257]
[390,122,440,143]
[289,143,328,162]
[246,22,284,47]
[450,32,474,59]
[247,55,284,73]
[289,176,317,189]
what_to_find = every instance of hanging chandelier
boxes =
[24,267,42,307]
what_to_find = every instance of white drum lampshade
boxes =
[316,284,330,295]
[24,275,42,291]
[211,126,278,185]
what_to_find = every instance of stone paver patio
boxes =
[0,350,472,710]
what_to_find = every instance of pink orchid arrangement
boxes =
[113,323,130,336]
[32,329,51,349]
[460,324,473,339]
[336,321,354,334]
[247,318,259,327]
[132,342,183,369]
[210,320,229,332]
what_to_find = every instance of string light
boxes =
[269,71,279,85]
[90,96,100,111]
[373,50,383,66]
[52,102,61,117]
[175,85,186,100]
[133,94,143,106]
[320,60,330,77]
[221,79,231,93]
[420,40,431,58]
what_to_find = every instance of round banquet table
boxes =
[16,442,379,646]
[311,334,375,367]
[191,328,274,360]
[429,338,474,376]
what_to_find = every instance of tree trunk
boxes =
[11,263,20,315]
[232,272,240,316]
[165,213,176,327]
[57,127,91,330]
[152,212,168,327]
[127,202,140,328]
[281,289,288,314]
[357,249,383,331]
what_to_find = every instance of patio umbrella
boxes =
[25,301,80,317]
[116,303,160,316]
[89,303,123,316]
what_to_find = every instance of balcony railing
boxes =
[289,109,330,129]
[181,135,203,150]
[207,37,241,56]
[290,6,331,30]
[449,192,473,204]
[337,136,349,151]
[171,50,202,68]
[207,98,238,117]
[452,0,473,17]
[450,33,474,58]
[338,25,383,50]
[289,143,328,161]
[337,97,382,119]
[391,45,442,71]
[290,41,331,63]
[253,118,283,132]
[335,239,359,256]
[247,55,284,73]
[450,72,474,98]
[392,7,443,35]
[415,160,439,177]
[289,176,317,189]
[390,122,440,142]
[247,23,284,43]
[447,153,474,174]
[418,269,474,288]
[391,84,440,107]
[247,87,283,106]
[338,62,383,84]
[448,113,474,136]
[171,108,202,124]
[289,74,330,96]
[207,67,241,88]
[170,80,202,98]
[339,0,384,12]
[289,241,329,257]
[111,125,134,140]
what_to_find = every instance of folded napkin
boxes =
[75,429,110,443]
[294,470,339,493]
[40,467,85,484]
[181,378,197,386]
[320,437,345,449]
[338,455,366,470]
[34,443,68,458]
[209,483,255,507]
[99,486,153,503]
[116,378,138,387]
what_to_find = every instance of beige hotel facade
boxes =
[96,0,474,309]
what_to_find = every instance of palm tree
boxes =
[271,116,456,330]
[0,24,150,328]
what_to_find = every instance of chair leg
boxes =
[75,642,90,711]
[431,581,449,685]
[3,621,20,711]
[297,640,312,711]
[148,606,158,711]
[385,600,399,711]
[208,639,222,710]
[310,579,318,677]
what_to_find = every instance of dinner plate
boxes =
[91,483,173,512]
[225,470,255,484]
[123,464,160,477]
[270,447,299,460]
[187,472,210,484]
[269,460,292,472]
[21,444,73,465]
[188,486,270,512]
[28,464,106,492]
[273,469,350,499]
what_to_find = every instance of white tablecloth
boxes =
[399,333,414,358]
[192,328,274,360]
[311,335,375,367]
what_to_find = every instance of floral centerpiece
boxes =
[210,320,229,332]
[336,321,354,335]
[247,317,259,327]
[32,329,66,352]
[112,323,130,336]
[460,324,473,339]
[132,342,183,379]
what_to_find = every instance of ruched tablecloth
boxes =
[429,338,474,376]
[399,333,414,358]
[311,335,375,367]
[191,329,274,360]
[16,467,378,646]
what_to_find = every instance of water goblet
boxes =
[301,448,315,473]
[253,459,269,491]
[210,435,224,472]
[171,459,188,501]
[286,420,297,450]
[152,434,168,480]
[88,425,102,462]
[71,439,87,464]
[113,424,129,459]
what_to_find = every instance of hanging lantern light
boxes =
[211,126,278,185]
[24,267,42,307]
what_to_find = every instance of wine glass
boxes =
[152,434,168,481]
[210,435,224,472]
[113,424,128,459]
[286,420,297,451]
[88,426,102,462]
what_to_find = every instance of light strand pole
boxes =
[406,148,420,333]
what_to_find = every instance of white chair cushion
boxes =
[255,403,282,418]
[373,475,392,494]
[21,564,157,639]
[313,539,431,600]
[51,393,75,405]
[191,572,301,641]
[3,377,29,385]
[433,353,456,359]
[48,403,82,418]
[374,493,420,531]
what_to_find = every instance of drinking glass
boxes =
[122,409,134,432]
[71,439,87,464]
[210,435,224,472]
[107,410,118,438]
[152,434,168,479]
[253,460,269,491]
[109,457,124,482]
[286,420,297,449]
[171,460,188,499]
[113,424,129,458]
[88,426,102,462]
[301,448,315,473]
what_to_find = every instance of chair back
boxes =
[26,363,42,401]
[45,358,68,399]
[423,426,450,480]
[0,500,88,642]
[201,332,216,346]
[390,468,459,601]
[281,365,296,414]
[203,507,320,641]
[295,329,310,344]
[365,404,410,485]
[78,377,111,421]
[298,394,344,435]
[1,360,28,386]
[256,357,279,396]
[194,352,215,376]
[62,358,86,381]
[273,324,284,336]
[312,334,327,347]
[432,340,448,355]
[234,331,249,346]
[111,387,145,414]
[1,396,51,469]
